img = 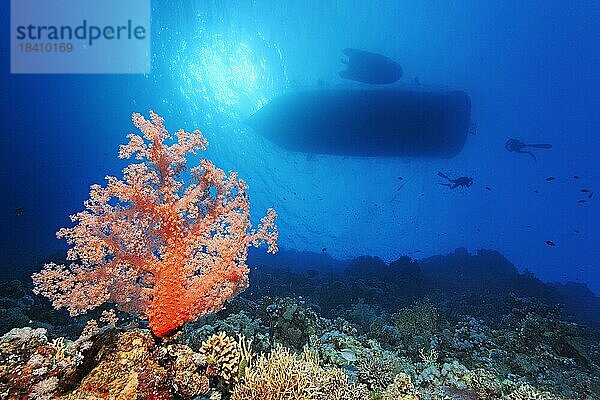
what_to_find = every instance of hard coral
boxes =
[59,329,209,400]
[381,373,419,400]
[392,301,439,340]
[32,111,278,338]
[357,354,405,391]
[259,297,321,350]
[231,346,370,400]
[199,332,249,387]
[506,383,560,400]
[0,327,78,399]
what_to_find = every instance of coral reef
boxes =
[0,327,77,399]
[1,327,213,399]
[2,247,600,399]
[31,111,278,338]
[0,280,31,334]
[1,292,599,399]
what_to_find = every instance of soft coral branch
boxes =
[32,111,277,338]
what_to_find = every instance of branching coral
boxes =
[32,111,278,338]
[357,354,405,391]
[506,383,561,400]
[231,346,370,400]
[392,301,439,339]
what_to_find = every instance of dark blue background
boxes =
[1,1,598,294]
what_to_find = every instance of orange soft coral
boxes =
[32,111,278,337]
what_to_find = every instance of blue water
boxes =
[1,0,599,294]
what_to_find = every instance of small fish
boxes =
[545,176,555,181]
[574,175,580,179]
[398,176,403,180]
[321,247,327,252]
[415,250,421,253]
[485,186,491,191]
[546,240,556,246]
[14,207,24,216]
[580,189,590,192]
[578,199,586,203]
[338,349,357,362]
[575,230,580,233]
[534,190,539,193]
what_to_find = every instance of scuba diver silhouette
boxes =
[505,138,552,162]
[437,172,473,189]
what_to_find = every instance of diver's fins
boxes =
[526,143,553,149]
